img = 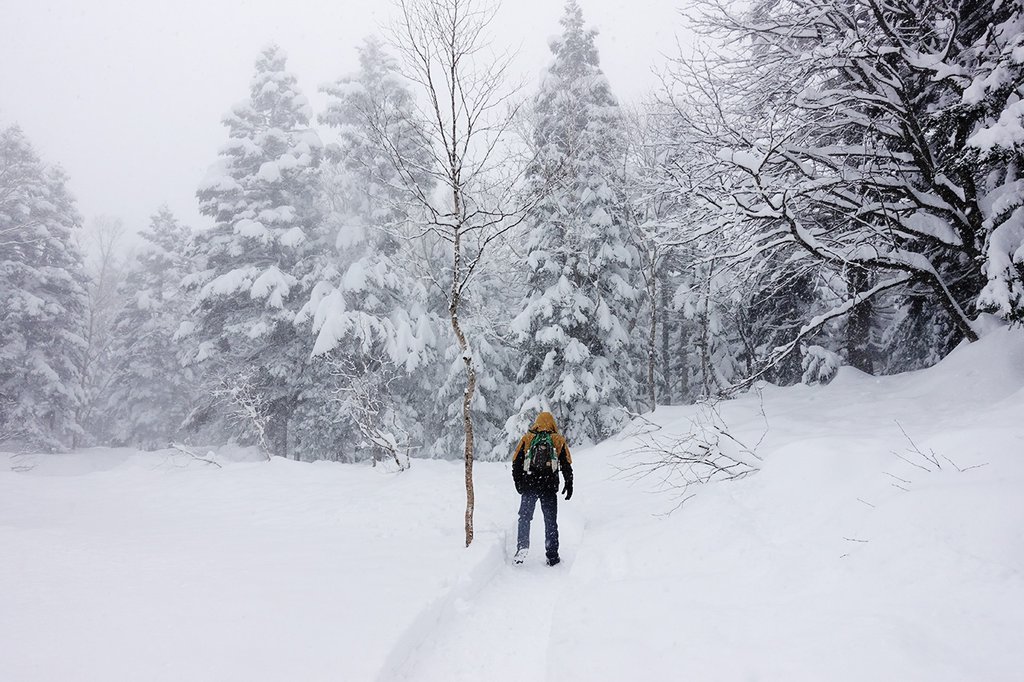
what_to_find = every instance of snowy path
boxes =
[384,509,588,681]
[378,431,649,682]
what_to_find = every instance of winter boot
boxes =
[513,548,528,565]
[546,555,560,567]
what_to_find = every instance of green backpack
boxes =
[524,430,558,477]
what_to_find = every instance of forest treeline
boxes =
[2,0,1021,462]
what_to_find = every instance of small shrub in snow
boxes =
[623,399,764,507]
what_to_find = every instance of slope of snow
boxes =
[3,327,1023,681]
[550,327,1024,682]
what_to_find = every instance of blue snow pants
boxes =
[517,487,559,560]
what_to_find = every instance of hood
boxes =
[532,411,559,433]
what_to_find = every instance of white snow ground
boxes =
[3,327,1024,681]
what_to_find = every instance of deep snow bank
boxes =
[551,326,1024,682]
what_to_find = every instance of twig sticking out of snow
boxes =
[890,420,988,475]
[882,421,989,493]
[170,443,222,468]
[9,453,36,473]
[883,471,911,491]
[940,455,989,473]
[892,421,941,472]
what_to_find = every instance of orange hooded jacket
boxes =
[512,411,573,493]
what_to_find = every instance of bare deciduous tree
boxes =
[328,357,414,471]
[211,369,273,461]
[660,0,1000,376]
[376,0,536,546]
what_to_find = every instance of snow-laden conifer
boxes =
[106,207,197,447]
[969,2,1024,322]
[185,45,323,457]
[312,36,434,368]
[510,0,640,444]
[0,126,88,450]
[302,36,440,462]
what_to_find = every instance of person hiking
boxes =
[511,411,573,566]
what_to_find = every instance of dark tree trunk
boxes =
[268,396,296,460]
[647,270,658,413]
[659,270,672,404]
[847,267,875,374]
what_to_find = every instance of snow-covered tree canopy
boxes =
[0,126,88,451]
[106,207,197,448]
[656,0,1024,385]
[3,0,1019,461]
[185,44,324,457]
[511,0,640,444]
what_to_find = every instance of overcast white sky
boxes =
[0,0,687,237]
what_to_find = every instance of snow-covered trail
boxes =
[380,428,654,682]
[385,537,571,680]
[382,501,589,681]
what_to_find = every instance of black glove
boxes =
[562,482,572,501]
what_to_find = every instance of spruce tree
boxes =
[106,207,196,447]
[0,126,89,450]
[511,0,640,444]
[313,36,434,369]
[970,0,1024,322]
[304,36,440,462]
[185,45,323,458]
[75,215,132,445]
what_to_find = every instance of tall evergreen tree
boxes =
[184,45,323,458]
[75,215,132,445]
[313,36,435,370]
[511,0,640,444]
[303,36,440,462]
[0,125,89,450]
[971,0,1024,322]
[106,207,196,447]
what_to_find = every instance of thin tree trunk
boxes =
[699,268,713,399]
[449,306,477,548]
[268,396,294,460]
[647,262,657,412]
[660,269,672,404]
[449,230,477,547]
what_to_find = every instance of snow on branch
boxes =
[169,443,222,468]
[727,273,913,394]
